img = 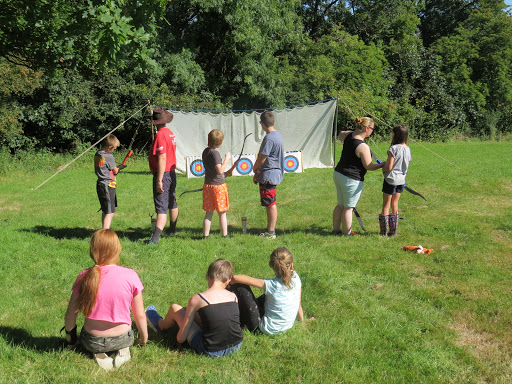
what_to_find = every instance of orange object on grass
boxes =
[401,245,433,255]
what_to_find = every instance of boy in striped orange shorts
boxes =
[202,130,231,238]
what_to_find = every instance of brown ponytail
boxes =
[77,229,121,317]
[269,247,294,289]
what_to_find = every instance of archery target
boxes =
[284,155,299,172]
[232,154,256,177]
[284,151,303,173]
[190,159,205,177]
[186,156,205,178]
[236,157,253,175]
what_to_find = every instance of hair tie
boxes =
[94,264,100,268]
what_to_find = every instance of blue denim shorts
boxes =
[188,331,242,358]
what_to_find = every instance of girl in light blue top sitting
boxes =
[229,247,304,335]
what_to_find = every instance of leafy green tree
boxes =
[0,59,41,148]
[0,0,166,72]
[433,2,512,136]
[159,0,307,109]
[419,0,473,47]
[300,0,348,40]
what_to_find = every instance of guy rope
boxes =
[33,101,150,190]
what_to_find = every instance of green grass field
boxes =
[1,141,511,383]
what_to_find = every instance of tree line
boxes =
[1,0,511,152]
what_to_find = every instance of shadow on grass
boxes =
[295,224,375,237]
[0,326,67,353]
[146,326,191,354]
[21,226,150,242]
[22,224,377,242]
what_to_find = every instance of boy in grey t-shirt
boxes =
[253,111,284,239]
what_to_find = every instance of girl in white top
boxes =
[230,247,304,335]
[379,125,412,236]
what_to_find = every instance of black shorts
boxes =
[97,183,117,214]
[153,171,178,214]
[382,180,404,195]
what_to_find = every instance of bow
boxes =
[372,152,426,201]
[179,133,253,198]
[353,208,366,231]
[225,133,253,176]
[178,186,203,198]
[120,119,142,167]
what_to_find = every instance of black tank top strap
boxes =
[198,293,210,305]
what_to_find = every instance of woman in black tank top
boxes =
[332,117,385,236]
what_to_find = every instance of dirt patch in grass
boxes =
[0,199,20,211]
[451,311,512,381]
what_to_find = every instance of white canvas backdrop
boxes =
[158,98,336,174]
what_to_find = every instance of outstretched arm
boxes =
[381,150,395,172]
[357,143,385,171]
[217,152,232,175]
[132,293,148,345]
[177,295,201,344]
[337,130,353,142]
[297,288,304,321]
[64,292,79,344]
[231,274,265,290]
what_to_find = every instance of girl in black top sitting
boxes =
[145,259,243,358]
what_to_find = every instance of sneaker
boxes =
[114,347,131,368]
[145,305,162,332]
[331,230,342,236]
[165,230,176,237]
[259,231,276,239]
[145,238,159,245]
[94,353,114,371]
[345,231,356,237]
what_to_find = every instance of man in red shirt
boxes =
[147,108,178,244]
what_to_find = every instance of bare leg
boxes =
[156,213,167,231]
[219,211,228,236]
[332,205,343,232]
[159,304,186,330]
[102,213,114,229]
[341,206,353,235]
[391,193,401,215]
[203,211,214,237]
[382,193,392,216]
[266,204,277,232]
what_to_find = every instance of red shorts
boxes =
[259,183,277,207]
[203,184,229,212]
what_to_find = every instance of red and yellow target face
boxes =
[190,159,205,177]
[236,158,253,175]
[284,155,299,172]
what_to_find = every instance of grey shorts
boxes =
[97,183,117,214]
[80,328,133,353]
[153,171,178,214]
